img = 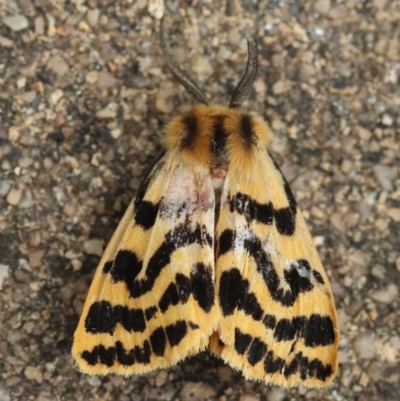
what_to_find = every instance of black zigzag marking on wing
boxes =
[219,269,335,346]
[165,321,188,346]
[289,352,333,381]
[84,301,146,334]
[218,230,322,307]
[273,314,335,347]
[81,321,191,367]
[228,188,296,236]
[144,306,157,321]
[228,193,273,225]
[87,264,214,335]
[247,337,268,365]
[158,274,191,312]
[81,340,150,367]
[263,314,276,329]
[234,328,334,382]
[234,327,252,355]
[104,223,213,298]
[219,269,263,320]
[159,263,214,313]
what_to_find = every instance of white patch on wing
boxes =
[159,166,214,221]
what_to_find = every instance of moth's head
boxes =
[162,27,269,164]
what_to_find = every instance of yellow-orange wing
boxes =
[72,150,219,375]
[211,149,339,387]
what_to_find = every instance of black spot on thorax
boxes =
[210,115,228,160]
[239,113,257,150]
[180,112,198,150]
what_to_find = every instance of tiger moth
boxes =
[72,30,339,388]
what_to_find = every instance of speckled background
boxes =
[0,0,399,400]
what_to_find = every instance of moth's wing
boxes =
[210,150,339,387]
[72,150,218,375]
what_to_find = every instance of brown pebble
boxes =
[24,366,43,383]
[239,393,260,401]
[155,370,168,387]
[314,0,331,15]
[47,55,69,77]
[98,71,116,88]
[371,284,398,304]
[180,382,215,401]
[63,202,77,217]
[6,188,23,206]
[28,250,45,269]
[217,366,232,382]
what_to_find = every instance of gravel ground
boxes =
[1,0,399,400]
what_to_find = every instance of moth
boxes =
[72,34,339,388]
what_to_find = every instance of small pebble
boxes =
[239,393,260,401]
[86,375,102,387]
[166,0,179,13]
[37,391,52,401]
[2,14,29,31]
[387,208,400,222]
[373,165,397,191]
[373,0,387,11]
[180,382,215,401]
[0,264,10,289]
[217,366,232,382]
[19,189,34,209]
[96,107,117,119]
[272,80,293,95]
[18,258,32,272]
[87,9,100,26]
[0,386,11,401]
[47,55,69,77]
[266,387,286,401]
[371,284,398,304]
[0,180,10,197]
[381,114,393,126]
[155,370,168,387]
[6,188,23,206]
[28,250,45,269]
[353,331,376,360]
[110,127,122,139]
[24,366,43,383]
[86,71,99,84]
[314,0,331,15]
[71,259,83,271]
[148,0,165,19]
[98,71,116,88]
[83,239,104,257]
[18,157,33,168]
[0,35,13,48]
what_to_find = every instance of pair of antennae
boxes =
[160,20,258,108]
